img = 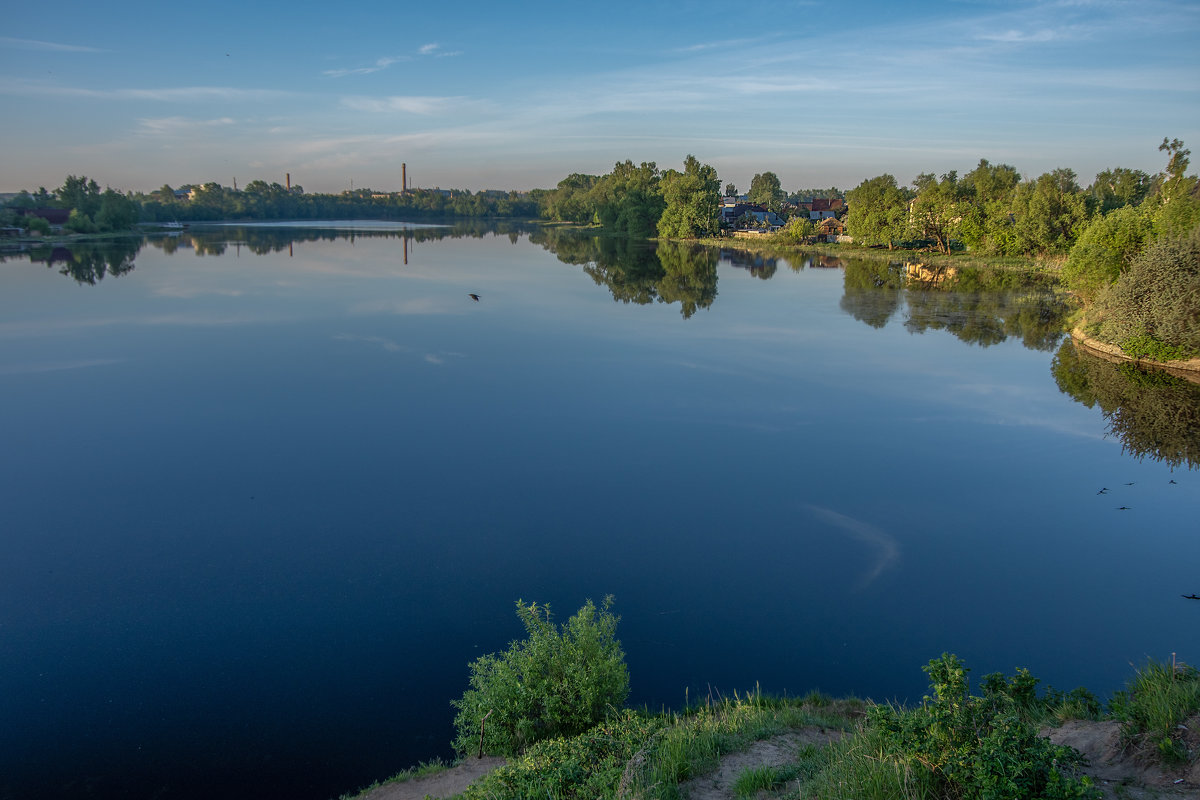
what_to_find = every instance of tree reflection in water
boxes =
[1052,340,1200,470]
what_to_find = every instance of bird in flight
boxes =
[468,293,480,301]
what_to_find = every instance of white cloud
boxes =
[323,55,409,78]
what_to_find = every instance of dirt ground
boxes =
[354,756,506,800]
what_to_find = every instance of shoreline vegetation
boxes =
[338,599,1200,800]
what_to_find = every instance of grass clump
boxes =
[1109,658,1200,764]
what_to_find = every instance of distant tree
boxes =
[55,175,102,217]
[1088,167,1152,214]
[543,173,600,223]
[958,159,1021,253]
[1152,138,1200,238]
[1007,168,1088,255]
[777,215,815,243]
[910,171,967,253]
[724,183,737,197]
[587,161,664,238]
[845,174,910,249]
[657,155,721,239]
[748,171,785,211]
[94,189,139,231]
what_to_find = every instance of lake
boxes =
[1,222,1197,800]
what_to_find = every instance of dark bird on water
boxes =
[1125,482,1135,485]
[468,293,480,301]
[1170,479,1178,485]
[1184,594,1200,600]
[1097,488,1108,495]
[1117,506,1131,510]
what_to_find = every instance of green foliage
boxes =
[657,155,721,239]
[910,171,968,253]
[24,215,51,235]
[460,710,663,800]
[1109,659,1200,765]
[588,161,665,238]
[845,174,910,248]
[1088,167,1152,214]
[1089,225,1200,357]
[65,208,98,234]
[862,654,1099,800]
[733,763,801,797]
[1062,204,1155,301]
[1008,168,1089,256]
[748,171,785,212]
[450,596,629,757]
[776,215,816,243]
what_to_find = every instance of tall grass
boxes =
[1110,658,1200,764]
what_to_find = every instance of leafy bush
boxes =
[863,654,1099,800]
[460,710,662,800]
[1062,204,1154,301]
[451,596,629,757]
[1089,225,1200,358]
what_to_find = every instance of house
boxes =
[19,208,70,227]
[720,201,783,229]
[816,217,846,241]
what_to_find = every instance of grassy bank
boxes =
[344,655,1200,800]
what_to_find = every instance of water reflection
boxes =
[530,228,718,319]
[838,260,1073,351]
[21,239,140,285]
[1052,340,1200,470]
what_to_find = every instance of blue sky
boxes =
[2,0,1198,195]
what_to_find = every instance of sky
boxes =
[2,0,1198,196]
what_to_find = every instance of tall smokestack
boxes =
[286,173,291,191]
[402,163,407,193]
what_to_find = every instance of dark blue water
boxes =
[2,224,1196,799]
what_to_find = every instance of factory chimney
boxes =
[286,173,291,191]
[402,163,407,193]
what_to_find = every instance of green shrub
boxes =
[861,654,1099,800]
[460,710,662,800]
[1062,205,1154,301]
[1089,225,1200,357]
[451,596,629,757]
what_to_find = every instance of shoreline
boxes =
[1071,328,1200,384]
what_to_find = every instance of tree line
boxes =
[1,176,542,232]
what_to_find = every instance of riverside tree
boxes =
[657,155,721,239]
[747,171,786,212]
[845,174,910,248]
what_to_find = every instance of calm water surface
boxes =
[1,223,1197,799]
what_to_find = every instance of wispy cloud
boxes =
[418,43,440,55]
[339,95,468,115]
[323,55,409,78]
[0,36,106,53]
[0,80,290,103]
[136,116,236,136]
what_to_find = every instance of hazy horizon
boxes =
[2,0,1198,196]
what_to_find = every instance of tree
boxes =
[54,175,102,217]
[845,174,910,249]
[958,159,1021,253]
[587,161,664,238]
[747,171,785,212]
[94,189,139,232]
[1062,204,1154,300]
[724,183,737,197]
[450,597,628,757]
[1088,167,1151,214]
[1007,168,1088,256]
[656,155,721,239]
[910,171,967,253]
